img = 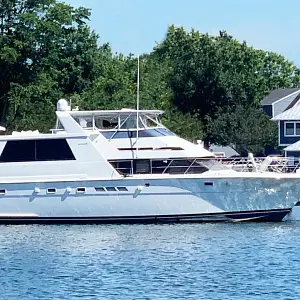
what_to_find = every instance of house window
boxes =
[284,122,300,136]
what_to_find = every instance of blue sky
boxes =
[65,0,300,65]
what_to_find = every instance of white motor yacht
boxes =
[0,99,298,223]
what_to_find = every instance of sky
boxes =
[65,0,300,65]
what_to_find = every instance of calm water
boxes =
[0,222,300,300]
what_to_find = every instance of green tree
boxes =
[153,25,300,119]
[0,0,102,130]
[206,106,278,155]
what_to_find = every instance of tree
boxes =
[79,53,205,141]
[206,106,278,155]
[153,25,300,119]
[0,0,102,131]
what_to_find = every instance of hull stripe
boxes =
[0,209,291,224]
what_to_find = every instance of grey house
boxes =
[261,88,300,118]
[272,97,300,160]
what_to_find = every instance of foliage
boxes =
[153,25,300,118]
[206,106,278,155]
[0,0,101,129]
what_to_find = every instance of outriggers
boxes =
[0,98,297,223]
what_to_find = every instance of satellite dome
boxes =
[57,99,70,111]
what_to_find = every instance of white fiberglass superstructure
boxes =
[0,99,299,223]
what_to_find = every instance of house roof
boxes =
[261,88,300,105]
[272,101,300,121]
[284,141,300,151]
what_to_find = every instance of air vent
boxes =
[47,188,57,194]
[76,187,86,193]
[117,187,128,191]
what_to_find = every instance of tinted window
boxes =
[0,139,75,162]
[36,139,75,161]
[0,140,35,162]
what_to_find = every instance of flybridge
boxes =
[55,99,167,133]
[53,99,215,160]
[69,109,164,132]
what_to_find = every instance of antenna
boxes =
[136,56,140,158]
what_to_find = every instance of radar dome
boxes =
[57,99,70,111]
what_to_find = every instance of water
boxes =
[0,223,300,300]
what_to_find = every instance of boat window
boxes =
[103,119,118,130]
[74,117,93,129]
[0,189,6,194]
[120,116,144,129]
[0,140,35,162]
[94,116,118,130]
[106,187,117,192]
[0,139,75,163]
[95,187,105,192]
[36,139,75,161]
[109,159,211,175]
[134,160,151,174]
[143,116,158,128]
[110,160,132,175]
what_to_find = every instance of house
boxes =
[271,93,300,162]
[261,88,300,118]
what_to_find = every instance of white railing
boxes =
[216,156,291,173]
[110,155,298,175]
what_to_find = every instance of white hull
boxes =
[0,176,298,223]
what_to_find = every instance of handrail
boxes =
[110,156,296,175]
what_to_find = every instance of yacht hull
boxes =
[0,176,297,224]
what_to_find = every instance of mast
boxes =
[136,56,140,158]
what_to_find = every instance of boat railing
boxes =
[111,156,296,175]
[216,156,291,173]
